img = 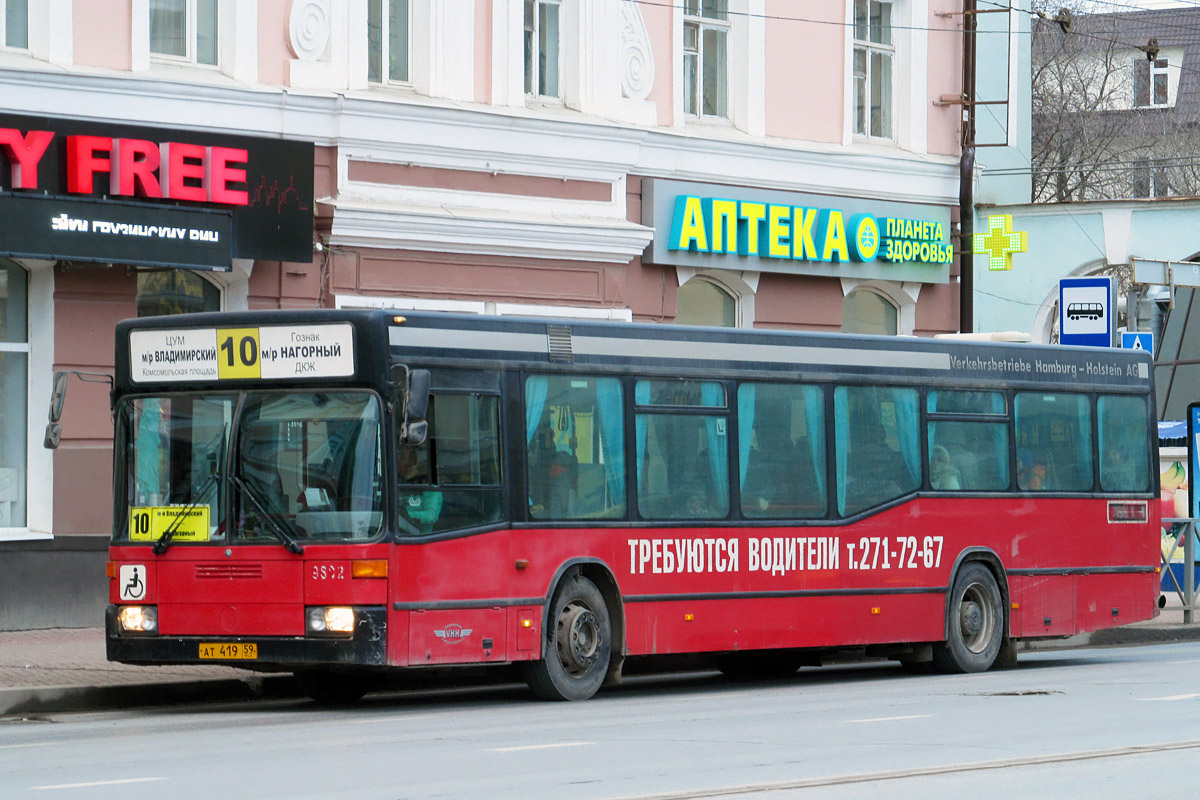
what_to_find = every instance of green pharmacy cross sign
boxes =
[973,214,1027,271]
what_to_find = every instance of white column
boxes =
[491,0,525,107]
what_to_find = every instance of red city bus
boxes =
[98,309,1160,702]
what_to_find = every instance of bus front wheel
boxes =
[522,574,611,701]
[933,562,1003,674]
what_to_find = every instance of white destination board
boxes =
[130,323,355,382]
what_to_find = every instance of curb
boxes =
[1017,623,1200,652]
[0,675,300,717]
[7,626,1200,716]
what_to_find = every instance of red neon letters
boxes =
[0,128,54,189]
[0,128,249,206]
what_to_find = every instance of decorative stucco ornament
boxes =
[620,1,655,100]
[289,0,331,62]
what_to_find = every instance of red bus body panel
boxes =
[112,496,1159,665]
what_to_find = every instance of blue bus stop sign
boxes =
[1060,276,1113,347]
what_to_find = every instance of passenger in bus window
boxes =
[1103,444,1136,490]
[398,446,442,533]
[929,445,962,491]
[1018,449,1047,491]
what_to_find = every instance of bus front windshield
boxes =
[116,391,385,545]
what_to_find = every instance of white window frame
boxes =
[148,0,219,68]
[524,0,562,100]
[2,258,51,542]
[852,0,896,142]
[1,0,29,51]
[683,0,730,120]
[368,0,411,85]
[675,268,758,328]
[1133,57,1169,109]
[840,279,920,335]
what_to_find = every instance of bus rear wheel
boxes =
[522,574,611,701]
[933,562,1003,674]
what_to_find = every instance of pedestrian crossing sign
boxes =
[1121,331,1154,353]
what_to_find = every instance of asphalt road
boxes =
[3,644,1200,799]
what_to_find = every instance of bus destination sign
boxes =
[129,324,355,383]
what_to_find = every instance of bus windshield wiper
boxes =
[230,475,304,554]
[152,471,218,555]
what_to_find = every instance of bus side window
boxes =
[525,375,626,521]
[738,383,827,519]
[634,379,728,521]
[1014,393,1092,492]
[1098,395,1150,492]
[834,385,920,516]
[927,420,1008,492]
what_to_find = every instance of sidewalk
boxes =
[0,628,299,717]
[4,596,1200,717]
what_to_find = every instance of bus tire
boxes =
[522,574,611,701]
[295,669,372,704]
[933,562,1003,674]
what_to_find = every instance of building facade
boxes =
[0,0,965,628]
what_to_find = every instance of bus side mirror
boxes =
[44,372,69,450]
[406,369,430,422]
[401,368,431,447]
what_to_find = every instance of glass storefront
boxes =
[0,258,27,527]
[136,269,221,317]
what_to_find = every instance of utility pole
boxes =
[960,0,977,335]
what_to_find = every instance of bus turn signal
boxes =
[352,560,388,578]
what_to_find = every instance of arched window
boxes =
[676,277,736,327]
[842,288,898,335]
[136,269,221,317]
[0,258,28,528]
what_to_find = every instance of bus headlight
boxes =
[116,605,158,634]
[307,606,355,636]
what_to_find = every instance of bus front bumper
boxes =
[105,606,388,668]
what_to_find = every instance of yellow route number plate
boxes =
[199,642,258,660]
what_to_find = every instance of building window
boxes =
[1133,58,1168,108]
[676,278,736,327]
[1132,159,1170,198]
[136,270,221,317]
[2,0,28,49]
[841,288,897,335]
[683,0,728,119]
[0,259,27,528]
[368,0,409,84]
[149,0,218,66]
[853,0,893,140]
[524,0,561,99]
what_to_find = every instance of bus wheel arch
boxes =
[523,561,623,700]
[934,551,1009,674]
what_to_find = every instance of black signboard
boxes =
[0,193,232,271]
[0,113,312,264]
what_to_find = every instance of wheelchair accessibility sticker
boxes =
[119,565,146,601]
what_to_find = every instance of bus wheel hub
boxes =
[960,601,983,638]
[558,604,600,673]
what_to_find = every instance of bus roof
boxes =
[112,308,1154,396]
[388,310,1153,393]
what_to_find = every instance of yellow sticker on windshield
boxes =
[129,506,211,542]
